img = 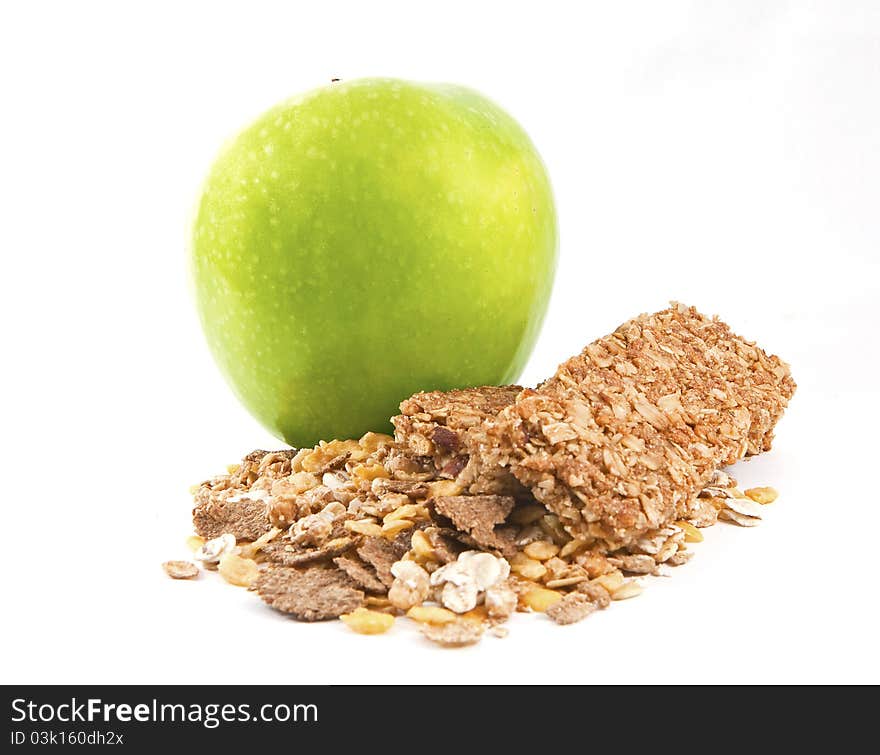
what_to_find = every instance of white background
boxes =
[2,0,878,684]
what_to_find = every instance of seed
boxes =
[510,553,548,581]
[523,541,560,561]
[226,463,240,475]
[655,538,680,563]
[406,606,458,625]
[591,570,624,593]
[522,587,563,612]
[426,479,464,497]
[381,519,414,537]
[383,504,425,524]
[217,553,259,587]
[340,608,394,635]
[410,530,435,560]
[674,520,704,543]
[744,486,778,504]
[611,581,644,600]
[344,519,384,537]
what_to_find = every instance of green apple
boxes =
[191,78,557,446]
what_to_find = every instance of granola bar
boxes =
[392,386,525,496]
[492,303,795,547]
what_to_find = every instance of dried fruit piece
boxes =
[186,536,206,552]
[744,486,778,504]
[162,560,199,580]
[340,608,395,635]
[218,553,259,587]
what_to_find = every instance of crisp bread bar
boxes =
[392,386,525,496]
[493,303,795,547]
[546,303,795,466]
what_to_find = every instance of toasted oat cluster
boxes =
[172,304,794,646]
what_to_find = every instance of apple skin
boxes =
[191,78,557,446]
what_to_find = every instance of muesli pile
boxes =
[167,303,796,646]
